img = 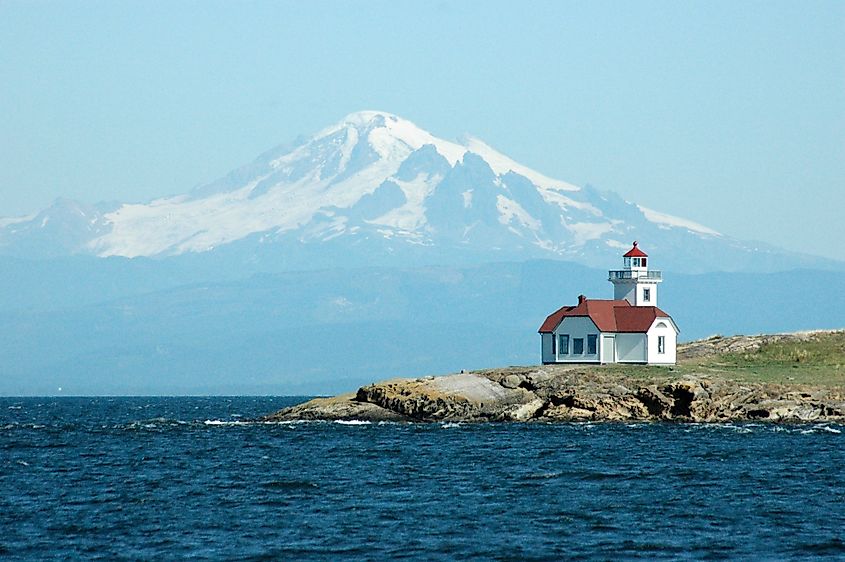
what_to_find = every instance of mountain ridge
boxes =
[1,111,840,273]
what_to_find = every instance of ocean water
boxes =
[1,397,844,561]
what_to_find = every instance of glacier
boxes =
[0,110,838,273]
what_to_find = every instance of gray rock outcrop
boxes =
[264,369,845,424]
[263,331,845,424]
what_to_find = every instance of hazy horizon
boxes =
[1,1,843,261]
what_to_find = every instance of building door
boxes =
[600,335,615,364]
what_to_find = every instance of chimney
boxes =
[578,294,586,305]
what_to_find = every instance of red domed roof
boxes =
[623,241,648,258]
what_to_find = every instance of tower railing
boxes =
[608,270,662,281]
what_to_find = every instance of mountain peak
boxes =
[315,110,467,167]
[3,112,820,274]
[338,110,401,127]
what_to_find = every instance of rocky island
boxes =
[265,331,845,423]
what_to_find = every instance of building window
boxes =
[658,336,665,354]
[641,258,647,267]
[573,338,584,354]
[643,288,651,302]
[587,334,597,354]
[559,335,569,355]
[551,334,556,354]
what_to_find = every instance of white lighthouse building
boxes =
[609,241,662,306]
[539,242,679,365]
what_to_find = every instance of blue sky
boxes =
[1,1,843,260]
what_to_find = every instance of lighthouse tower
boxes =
[608,241,662,306]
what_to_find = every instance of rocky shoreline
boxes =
[264,332,845,424]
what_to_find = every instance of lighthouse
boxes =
[608,241,662,306]
[538,240,678,364]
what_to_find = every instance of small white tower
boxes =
[608,241,662,306]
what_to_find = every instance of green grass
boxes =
[683,332,845,386]
[583,332,845,387]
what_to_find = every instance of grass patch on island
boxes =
[682,331,845,386]
[583,332,845,387]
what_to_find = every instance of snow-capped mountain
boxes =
[0,111,834,272]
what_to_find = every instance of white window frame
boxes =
[658,335,665,354]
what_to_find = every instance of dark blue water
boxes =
[2,397,844,560]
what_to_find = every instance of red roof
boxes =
[623,241,648,258]
[538,297,672,333]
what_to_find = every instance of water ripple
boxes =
[1,397,843,561]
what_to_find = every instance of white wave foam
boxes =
[203,419,249,426]
[712,423,754,433]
